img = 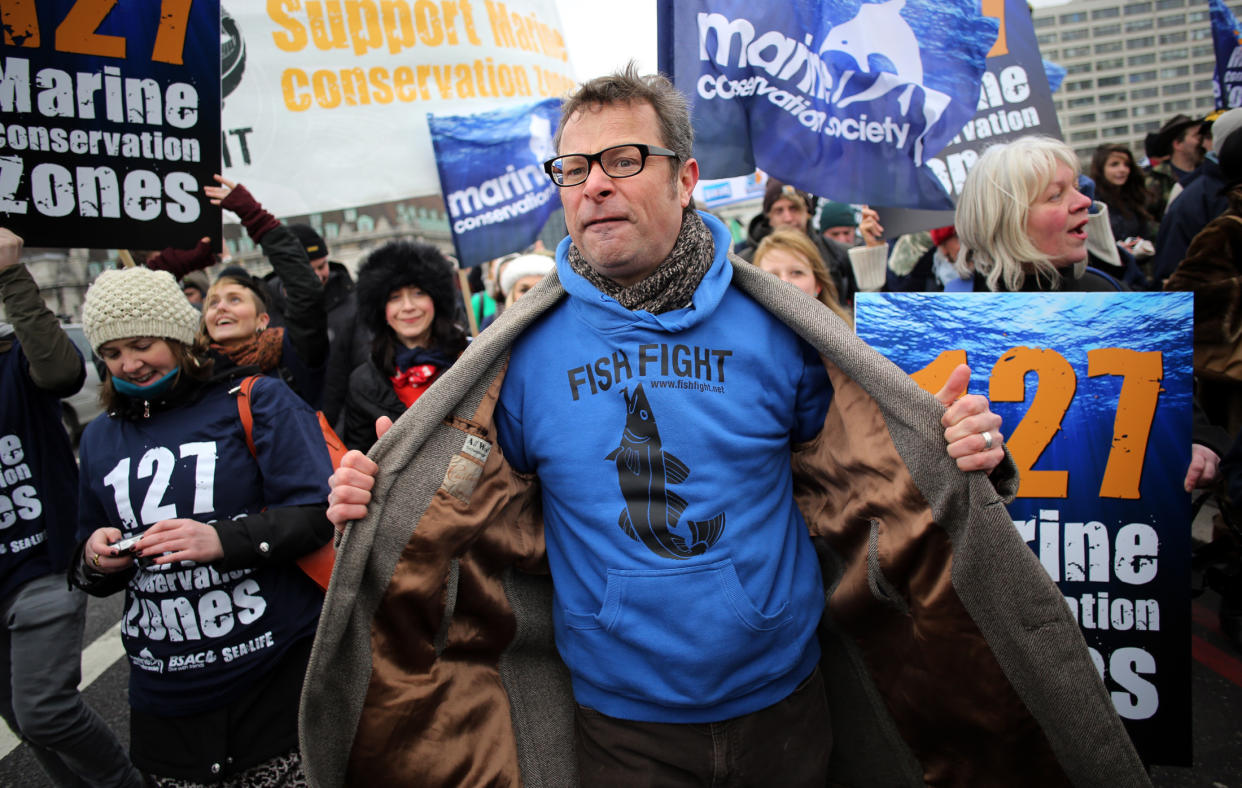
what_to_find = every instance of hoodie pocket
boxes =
[561,559,804,708]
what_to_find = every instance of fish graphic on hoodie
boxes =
[606,383,726,559]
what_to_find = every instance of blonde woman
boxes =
[753,229,853,324]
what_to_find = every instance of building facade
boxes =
[1033,0,1242,162]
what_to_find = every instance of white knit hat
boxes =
[499,254,555,296]
[82,267,201,352]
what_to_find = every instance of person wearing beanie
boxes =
[342,240,468,452]
[816,201,858,246]
[0,229,145,788]
[197,175,328,409]
[499,252,556,306]
[179,269,210,307]
[264,223,365,432]
[735,179,856,303]
[73,263,334,785]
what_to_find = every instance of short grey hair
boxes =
[955,136,1082,292]
[553,62,694,166]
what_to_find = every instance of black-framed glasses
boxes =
[543,144,678,187]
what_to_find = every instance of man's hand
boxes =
[934,364,1005,473]
[326,416,393,531]
[138,519,224,565]
[84,527,134,574]
[1184,443,1220,492]
[858,207,884,247]
[0,228,24,270]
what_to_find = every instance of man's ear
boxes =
[678,158,700,208]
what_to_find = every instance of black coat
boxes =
[343,360,406,453]
[1152,158,1230,284]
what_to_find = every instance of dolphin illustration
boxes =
[605,384,725,560]
[818,0,951,165]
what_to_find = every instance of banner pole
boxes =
[459,269,480,337]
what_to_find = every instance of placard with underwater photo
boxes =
[0,1,221,249]
[855,291,1193,765]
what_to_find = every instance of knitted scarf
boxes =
[567,210,714,314]
[213,326,285,372]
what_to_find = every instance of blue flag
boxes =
[659,0,998,209]
[1210,0,1242,109]
[428,99,561,268]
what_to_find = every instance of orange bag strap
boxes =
[234,375,261,458]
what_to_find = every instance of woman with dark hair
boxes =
[197,176,328,408]
[1089,144,1154,256]
[72,266,333,785]
[343,240,468,451]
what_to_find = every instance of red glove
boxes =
[221,183,280,242]
[147,237,215,277]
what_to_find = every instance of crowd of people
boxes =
[0,62,1239,787]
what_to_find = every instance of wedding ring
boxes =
[981,431,994,450]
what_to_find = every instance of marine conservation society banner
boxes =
[1210,0,1242,109]
[659,0,998,209]
[429,98,559,267]
[0,1,221,249]
[856,292,1194,766]
[220,1,573,219]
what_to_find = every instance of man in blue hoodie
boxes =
[329,67,1007,785]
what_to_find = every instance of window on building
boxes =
[1130,87,1159,99]
[1092,7,1121,19]
[1187,10,1208,22]
[1193,44,1214,57]
[1194,78,1215,90]
[1037,32,1057,45]
[1193,61,1215,74]
[1192,28,1212,40]
[1065,45,1092,57]
[1159,65,1190,79]
[1157,13,1186,27]
[1128,70,1157,84]
[1100,91,1129,103]
[1159,31,1188,44]
[1125,1,1153,13]
[1066,79,1095,91]
[1161,82,1190,95]
[1103,108,1129,120]
[1068,96,1097,108]
[1133,120,1162,133]
[1155,0,1184,8]
[1196,95,1216,108]
[1061,28,1090,41]
[1125,18,1154,32]
[1163,99,1191,112]
[1159,47,1189,62]
[1059,11,1088,23]
[1070,130,1100,142]
[1094,23,1122,36]
[1127,36,1156,49]
[1033,15,1055,28]
[1096,41,1124,53]
[1132,103,1160,117]
[1070,112,1097,125]
[1127,53,1156,66]
[1067,63,1091,75]
[1053,100,1064,111]
[1103,125,1130,137]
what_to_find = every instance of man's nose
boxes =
[580,159,615,198]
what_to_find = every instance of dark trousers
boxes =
[574,667,832,787]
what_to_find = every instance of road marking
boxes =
[0,622,125,759]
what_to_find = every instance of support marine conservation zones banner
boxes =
[855,292,1193,766]
[657,0,998,209]
[0,0,221,249]
[429,98,559,267]
[220,1,573,219]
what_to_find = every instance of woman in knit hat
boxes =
[197,176,328,408]
[73,266,333,785]
[343,240,468,451]
[499,252,555,307]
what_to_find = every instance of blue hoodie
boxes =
[495,212,833,723]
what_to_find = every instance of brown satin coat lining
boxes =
[349,373,544,787]
[793,361,1069,787]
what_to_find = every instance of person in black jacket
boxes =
[198,176,328,409]
[0,229,144,787]
[343,241,468,452]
